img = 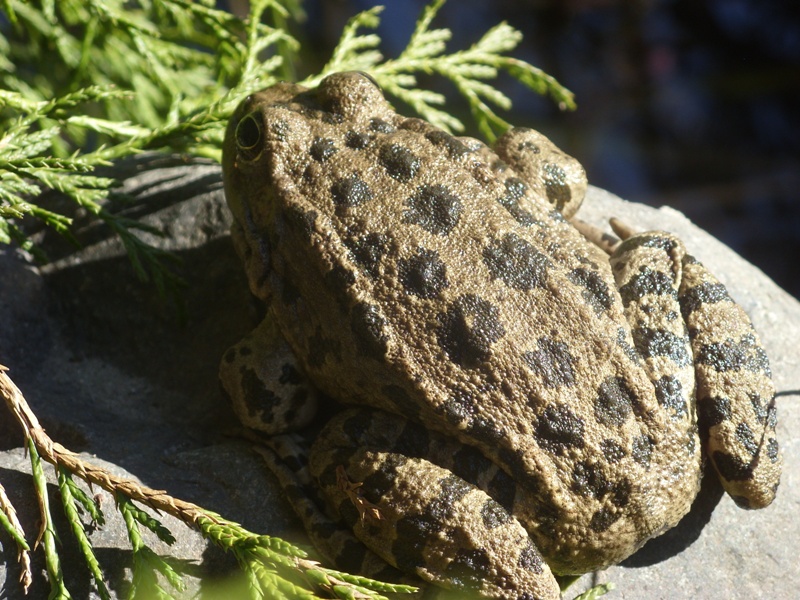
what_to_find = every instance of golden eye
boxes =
[236,113,263,160]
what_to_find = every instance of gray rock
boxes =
[0,157,797,599]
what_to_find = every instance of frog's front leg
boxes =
[219,314,318,434]
[610,228,782,509]
[309,409,562,600]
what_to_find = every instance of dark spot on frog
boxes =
[631,434,654,468]
[483,232,552,291]
[767,438,780,462]
[594,376,639,428]
[697,334,771,375]
[589,506,621,533]
[522,337,576,388]
[436,294,505,368]
[340,408,375,442]
[616,328,640,364]
[344,231,388,278]
[567,267,614,314]
[697,395,731,430]
[518,540,545,574]
[331,175,374,208]
[239,367,279,423]
[468,416,505,447]
[735,422,759,456]
[480,497,511,529]
[445,547,493,588]
[356,453,408,516]
[438,386,480,426]
[496,177,537,226]
[712,450,754,482]
[425,130,471,159]
[571,461,611,499]
[379,143,420,182]
[392,515,436,571]
[403,184,463,235]
[619,266,677,308]
[345,130,372,149]
[542,162,571,211]
[654,375,687,417]
[535,403,585,454]
[616,233,678,256]
[680,281,731,318]
[632,327,691,367]
[393,474,466,571]
[750,393,777,427]
[350,302,389,357]
[601,439,626,463]
[321,111,345,126]
[309,137,338,162]
[370,118,395,133]
[612,479,632,508]
[278,363,304,385]
[283,205,318,239]
[398,248,449,298]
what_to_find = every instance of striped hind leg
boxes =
[604,219,781,509]
[678,256,781,508]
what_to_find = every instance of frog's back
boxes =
[247,73,700,572]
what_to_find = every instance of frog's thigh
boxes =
[219,315,317,434]
[309,409,561,600]
[611,232,781,508]
[679,256,781,508]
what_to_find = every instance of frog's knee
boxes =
[219,317,318,434]
[493,127,587,219]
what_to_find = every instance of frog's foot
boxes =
[309,408,562,600]
[219,315,318,434]
[253,435,416,588]
[610,229,781,509]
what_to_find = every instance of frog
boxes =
[219,72,782,599]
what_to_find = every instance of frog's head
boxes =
[223,72,392,226]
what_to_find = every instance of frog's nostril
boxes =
[236,113,263,159]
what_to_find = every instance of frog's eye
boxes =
[236,113,263,161]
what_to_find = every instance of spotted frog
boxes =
[220,72,781,599]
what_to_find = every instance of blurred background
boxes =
[286,0,800,300]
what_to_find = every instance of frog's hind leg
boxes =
[677,256,781,508]
[252,434,413,586]
[308,408,562,600]
[607,223,781,509]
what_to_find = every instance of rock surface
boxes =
[0,155,797,599]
